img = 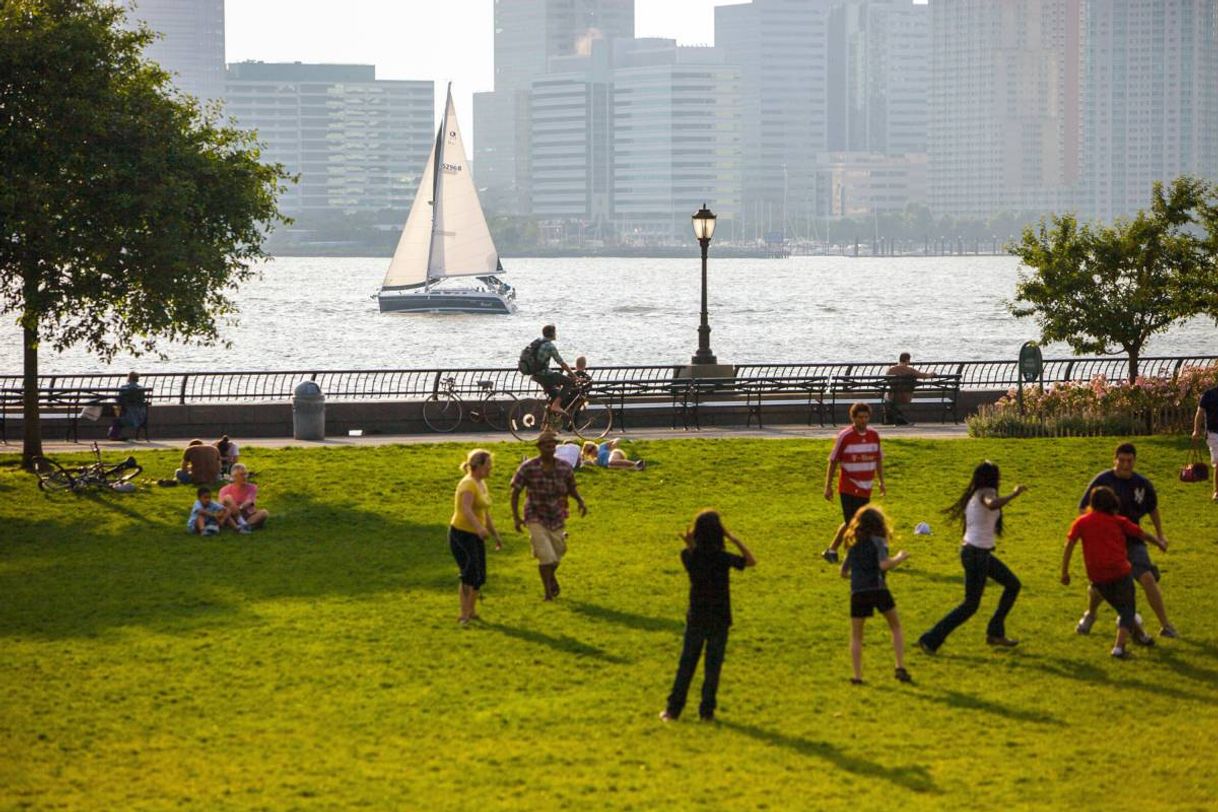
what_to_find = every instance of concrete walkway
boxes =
[16,421,972,456]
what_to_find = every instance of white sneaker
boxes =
[1075,612,1096,635]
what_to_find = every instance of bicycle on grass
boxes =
[32,442,143,492]
[422,377,520,433]
[508,378,613,442]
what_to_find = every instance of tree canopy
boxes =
[1009,176,1218,381]
[0,0,290,462]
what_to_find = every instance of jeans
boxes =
[921,545,1021,650]
[666,623,729,719]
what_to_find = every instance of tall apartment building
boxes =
[225,63,433,214]
[474,0,634,213]
[929,0,1081,218]
[716,0,830,239]
[1082,0,1218,220]
[121,0,226,103]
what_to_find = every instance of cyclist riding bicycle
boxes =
[528,324,576,414]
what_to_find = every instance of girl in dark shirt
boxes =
[840,506,911,684]
[661,510,756,722]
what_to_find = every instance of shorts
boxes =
[1125,539,1160,582]
[1207,432,1218,465]
[527,522,567,565]
[449,526,487,589]
[850,588,896,618]
[191,517,220,535]
[840,492,870,524]
[1093,574,1138,630]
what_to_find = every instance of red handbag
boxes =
[1180,445,1210,483]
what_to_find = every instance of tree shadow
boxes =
[719,720,941,795]
[907,687,1065,726]
[0,491,454,640]
[897,566,966,586]
[481,621,630,664]
[565,599,684,634]
[1131,648,1218,686]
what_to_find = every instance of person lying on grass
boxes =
[1062,485,1166,660]
[839,506,911,684]
[186,486,237,536]
[581,439,645,470]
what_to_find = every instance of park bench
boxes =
[0,386,153,443]
[828,374,962,425]
[593,378,696,431]
[679,375,831,429]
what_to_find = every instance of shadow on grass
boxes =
[720,720,941,795]
[908,687,1065,726]
[482,621,631,664]
[1152,649,1218,685]
[0,491,453,640]
[898,566,968,586]
[566,600,684,634]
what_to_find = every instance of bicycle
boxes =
[32,442,143,493]
[422,377,520,433]
[508,378,613,442]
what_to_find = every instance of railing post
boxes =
[1063,361,1074,383]
[179,374,189,405]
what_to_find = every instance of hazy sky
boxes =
[225,1,722,132]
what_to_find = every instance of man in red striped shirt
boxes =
[822,403,885,564]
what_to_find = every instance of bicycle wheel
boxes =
[508,398,549,441]
[32,457,77,492]
[479,392,517,432]
[99,461,143,485]
[422,393,463,433]
[572,400,613,440]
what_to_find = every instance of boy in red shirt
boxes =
[1062,486,1165,659]
[822,402,885,564]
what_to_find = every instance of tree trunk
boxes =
[22,313,42,469]
[1126,347,1141,382]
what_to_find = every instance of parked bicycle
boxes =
[422,376,520,433]
[508,378,613,442]
[32,442,143,493]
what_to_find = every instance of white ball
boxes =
[1118,613,1143,627]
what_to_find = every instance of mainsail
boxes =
[380,85,499,292]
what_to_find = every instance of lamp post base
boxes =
[677,362,734,380]
[690,350,718,365]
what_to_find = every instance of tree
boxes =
[0,0,290,464]
[1009,176,1218,381]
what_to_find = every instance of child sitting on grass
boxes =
[186,486,236,536]
[1062,485,1165,659]
[840,506,911,684]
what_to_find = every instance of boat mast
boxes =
[424,84,450,291]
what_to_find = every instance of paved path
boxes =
[16,421,972,456]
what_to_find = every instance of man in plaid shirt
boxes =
[511,431,588,600]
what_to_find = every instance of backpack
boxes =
[518,338,546,375]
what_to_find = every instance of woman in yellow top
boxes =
[450,449,503,626]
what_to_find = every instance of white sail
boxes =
[428,88,499,280]
[381,136,437,290]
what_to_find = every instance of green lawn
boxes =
[2,436,1217,810]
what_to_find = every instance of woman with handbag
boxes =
[1192,382,1218,500]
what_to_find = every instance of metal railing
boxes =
[1,355,1214,406]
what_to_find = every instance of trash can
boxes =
[292,380,325,441]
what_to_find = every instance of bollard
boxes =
[292,380,325,441]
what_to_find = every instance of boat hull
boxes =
[378,289,517,315]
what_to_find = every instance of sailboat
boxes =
[377,84,517,314]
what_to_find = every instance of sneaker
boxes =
[917,638,937,656]
[1076,612,1096,635]
[986,636,1019,648]
[1132,629,1156,647]
[821,548,839,564]
[659,710,676,722]
[635,460,646,470]
[894,667,912,683]
[238,525,252,535]
[1160,625,1179,639]
[850,677,865,685]
[698,712,715,722]
[1111,646,1130,659]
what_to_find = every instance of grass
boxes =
[2,435,1217,810]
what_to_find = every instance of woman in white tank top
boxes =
[917,461,1028,653]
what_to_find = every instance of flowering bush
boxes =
[969,364,1218,438]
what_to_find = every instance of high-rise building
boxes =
[475,0,634,213]
[929,0,1081,218]
[1082,0,1218,220]
[224,63,433,214]
[716,0,830,239]
[121,0,226,103]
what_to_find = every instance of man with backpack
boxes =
[519,324,574,414]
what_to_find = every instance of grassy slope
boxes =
[2,436,1216,811]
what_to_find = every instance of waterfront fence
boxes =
[2,355,1214,406]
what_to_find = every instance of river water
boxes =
[2,255,1214,373]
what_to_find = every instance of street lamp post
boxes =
[691,203,717,365]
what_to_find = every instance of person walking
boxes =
[1074,443,1177,638]
[511,432,587,601]
[918,461,1027,654]
[1192,381,1218,501]
[822,403,884,564]
[839,506,912,684]
[660,510,756,722]
[1063,486,1165,659]
[450,449,502,626]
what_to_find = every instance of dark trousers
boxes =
[921,545,1021,649]
[666,623,729,719]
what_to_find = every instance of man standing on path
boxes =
[1075,443,1176,639]
[884,352,931,426]
[511,431,588,600]
[1192,381,1218,501]
[821,403,885,564]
